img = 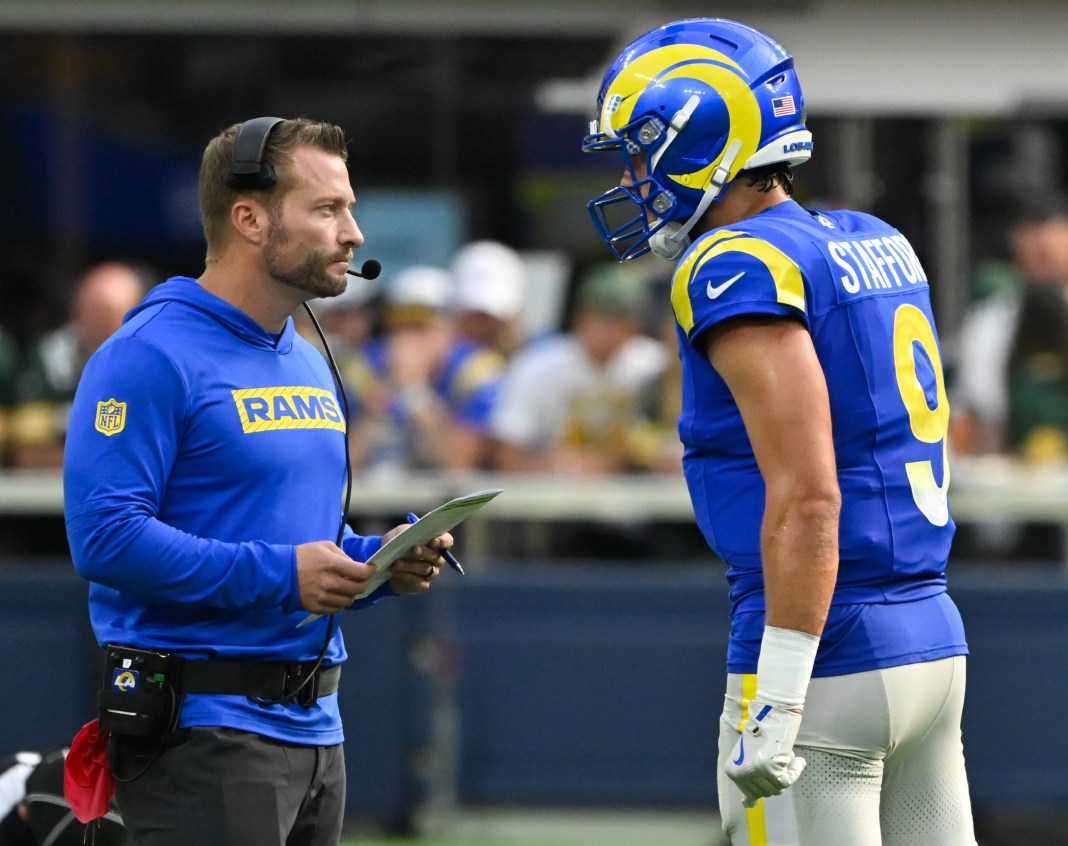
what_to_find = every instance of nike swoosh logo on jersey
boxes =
[707,271,745,299]
[733,738,745,766]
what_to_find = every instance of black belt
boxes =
[179,660,341,707]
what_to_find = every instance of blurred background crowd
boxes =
[0,248,686,478]
[1,207,1067,483]
[0,1,1064,501]
[309,244,683,480]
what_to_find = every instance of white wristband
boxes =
[755,625,820,710]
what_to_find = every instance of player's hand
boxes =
[295,541,376,614]
[724,700,806,808]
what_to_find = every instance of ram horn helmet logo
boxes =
[95,398,127,436]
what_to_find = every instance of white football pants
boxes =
[717,656,977,846]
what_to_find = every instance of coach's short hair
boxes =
[198,117,349,256]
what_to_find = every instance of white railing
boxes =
[9,456,1068,565]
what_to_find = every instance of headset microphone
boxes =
[347,260,381,280]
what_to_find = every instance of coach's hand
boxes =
[295,541,376,614]
[724,700,806,808]
[381,523,455,596]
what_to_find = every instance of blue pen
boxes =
[406,512,465,575]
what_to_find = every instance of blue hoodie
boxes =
[64,276,389,744]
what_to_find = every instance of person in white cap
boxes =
[426,240,531,469]
[490,261,669,474]
[353,247,529,473]
[348,265,455,473]
[450,240,527,355]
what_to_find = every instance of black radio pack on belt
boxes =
[98,643,343,738]
[98,645,180,738]
[98,644,343,783]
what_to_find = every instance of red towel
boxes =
[63,719,116,823]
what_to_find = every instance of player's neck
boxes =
[701,182,792,232]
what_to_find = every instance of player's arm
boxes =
[705,314,840,635]
[702,314,841,806]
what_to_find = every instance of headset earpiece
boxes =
[226,116,285,189]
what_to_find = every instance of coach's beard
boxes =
[269,251,349,299]
[265,229,349,299]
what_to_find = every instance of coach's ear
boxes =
[230,198,269,246]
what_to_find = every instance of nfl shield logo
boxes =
[95,398,127,437]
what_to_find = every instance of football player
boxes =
[584,18,976,846]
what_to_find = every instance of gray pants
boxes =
[718,656,977,846]
[114,727,345,846]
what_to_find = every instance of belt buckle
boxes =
[285,663,319,708]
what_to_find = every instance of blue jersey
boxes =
[64,277,391,745]
[671,201,966,676]
[434,338,506,431]
[361,336,504,430]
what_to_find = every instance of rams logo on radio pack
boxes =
[111,669,138,692]
[231,387,345,434]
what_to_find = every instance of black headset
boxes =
[225,116,285,189]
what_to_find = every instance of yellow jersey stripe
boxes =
[670,229,748,334]
[740,238,806,312]
[671,231,806,338]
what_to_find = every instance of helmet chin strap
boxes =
[648,138,743,261]
[648,222,689,261]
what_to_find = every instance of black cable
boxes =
[252,302,352,707]
[111,683,184,783]
[303,299,354,548]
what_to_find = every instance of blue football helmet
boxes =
[583,18,813,261]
